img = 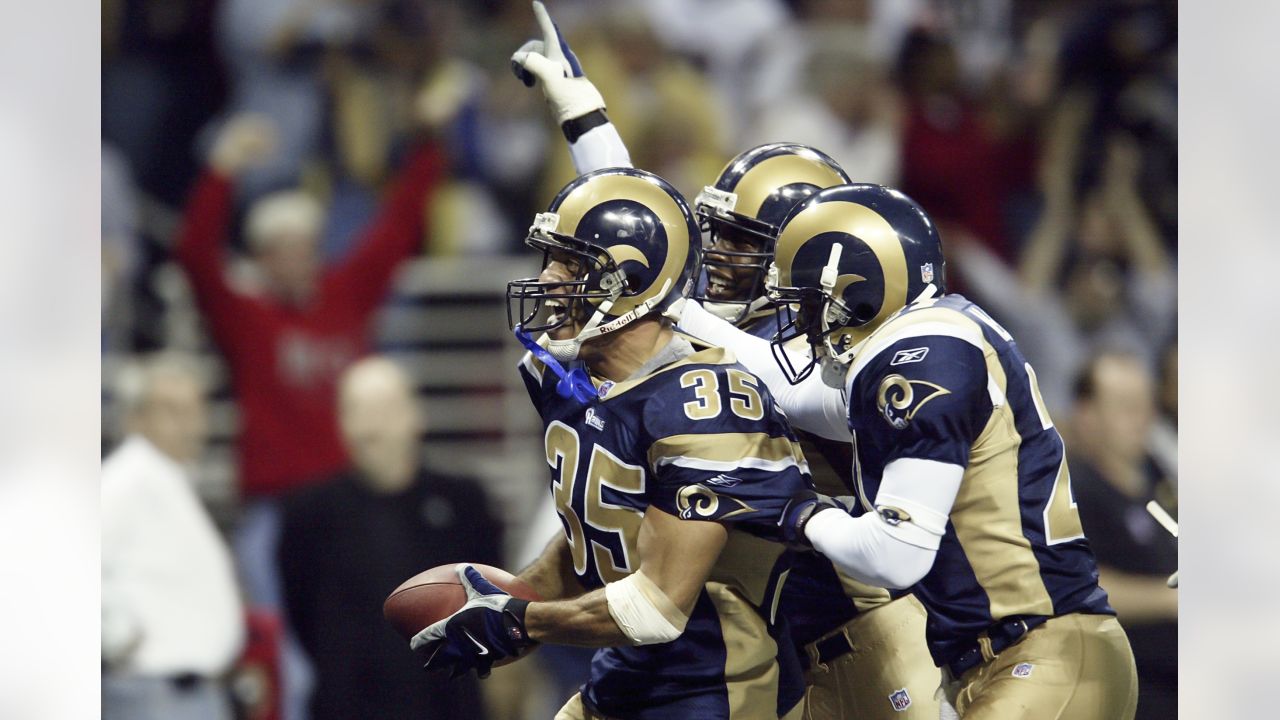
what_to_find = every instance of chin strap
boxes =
[514,325,597,405]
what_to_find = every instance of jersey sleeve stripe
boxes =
[647,432,807,472]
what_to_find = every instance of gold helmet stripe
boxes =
[555,173,689,315]
[732,153,848,219]
[774,200,908,328]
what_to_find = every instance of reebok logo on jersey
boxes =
[585,407,605,431]
[890,347,929,366]
[706,474,742,488]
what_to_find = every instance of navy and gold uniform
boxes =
[701,163,942,718]
[519,339,809,720]
[842,293,1138,716]
[757,182,1138,718]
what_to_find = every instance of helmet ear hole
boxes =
[852,302,877,324]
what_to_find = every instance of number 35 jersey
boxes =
[519,337,810,720]
[842,294,1114,669]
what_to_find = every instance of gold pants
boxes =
[943,613,1138,719]
[802,595,942,719]
[555,692,805,720]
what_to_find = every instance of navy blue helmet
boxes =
[693,143,849,325]
[508,167,698,359]
[766,183,946,384]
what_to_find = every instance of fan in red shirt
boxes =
[176,114,446,499]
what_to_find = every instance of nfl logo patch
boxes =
[888,688,912,711]
[1012,662,1034,678]
[920,263,935,283]
[598,380,615,399]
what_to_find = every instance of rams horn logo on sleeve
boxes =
[676,484,756,520]
[876,374,951,430]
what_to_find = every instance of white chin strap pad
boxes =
[605,570,688,645]
[546,336,582,363]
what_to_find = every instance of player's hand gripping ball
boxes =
[384,563,541,678]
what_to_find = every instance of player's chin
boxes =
[548,319,580,342]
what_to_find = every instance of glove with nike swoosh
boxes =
[411,565,537,679]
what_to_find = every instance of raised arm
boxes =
[511,1,631,175]
[174,114,277,341]
[329,139,447,317]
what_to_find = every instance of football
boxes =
[383,563,542,648]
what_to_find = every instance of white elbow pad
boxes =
[605,570,689,646]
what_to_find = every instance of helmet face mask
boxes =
[696,210,776,321]
[767,281,855,386]
[506,222,633,336]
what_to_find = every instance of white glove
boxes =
[510,1,606,125]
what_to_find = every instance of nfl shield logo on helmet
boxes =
[920,263,935,284]
[1012,662,1034,678]
[888,688,912,711]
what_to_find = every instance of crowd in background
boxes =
[100,1,1177,719]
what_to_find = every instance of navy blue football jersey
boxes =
[841,294,1113,668]
[518,335,809,719]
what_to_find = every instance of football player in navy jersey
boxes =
[677,183,1140,718]
[413,166,814,720]
[509,4,943,717]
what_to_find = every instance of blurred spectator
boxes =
[745,24,902,185]
[102,0,227,205]
[897,27,1036,261]
[277,356,501,720]
[214,0,370,200]
[176,113,445,505]
[951,132,1174,414]
[175,112,445,720]
[102,355,244,720]
[1068,352,1178,720]
[1149,341,1177,481]
[1055,0,1177,243]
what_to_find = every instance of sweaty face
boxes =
[703,225,768,303]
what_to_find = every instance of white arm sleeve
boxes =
[568,122,632,175]
[805,459,964,589]
[679,300,850,440]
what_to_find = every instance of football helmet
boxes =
[692,143,849,326]
[508,167,698,362]
[766,183,945,386]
